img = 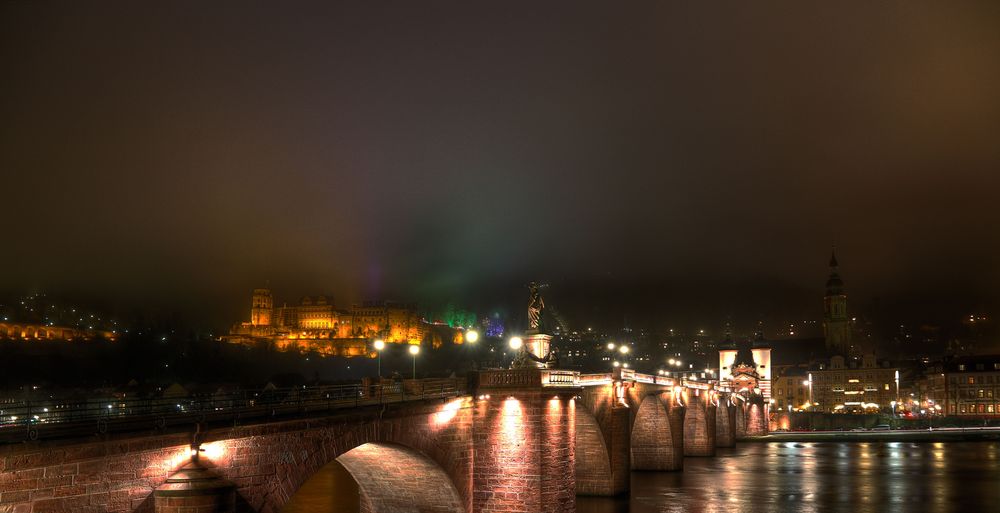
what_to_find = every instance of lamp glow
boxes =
[465,330,479,343]
[509,336,523,350]
[408,344,420,355]
[373,339,385,351]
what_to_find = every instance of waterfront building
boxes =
[916,355,1000,417]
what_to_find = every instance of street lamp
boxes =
[408,344,420,379]
[373,339,385,377]
[465,330,479,343]
[607,342,616,351]
[618,345,629,355]
[509,336,523,350]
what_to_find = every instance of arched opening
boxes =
[574,408,613,496]
[281,443,464,513]
[630,393,682,471]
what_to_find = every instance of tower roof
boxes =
[733,338,757,368]
[825,250,844,295]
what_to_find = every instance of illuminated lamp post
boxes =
[408,344,420,379]
[465,330,479,344]
[373,339,386,377]
[508,336,523,367]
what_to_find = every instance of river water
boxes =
[284,441,1000,513]
[579,442,1000,513]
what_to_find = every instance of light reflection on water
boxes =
[578,442,1000,513]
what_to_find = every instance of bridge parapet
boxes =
[473,368,582,390]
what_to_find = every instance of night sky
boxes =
[2,1,999,331]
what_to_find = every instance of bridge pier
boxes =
[715,402,736,448]
[735,401,748,438]
[746,396,769,436]
[473,371,578,513]
[682,389,716,457]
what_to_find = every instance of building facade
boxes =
[807,355,899,413]
[916,356,1000,417]
[225,288,429,357]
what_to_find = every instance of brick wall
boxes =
[471,392,576,513]
[0,398,475,513]
[0,432,193,513]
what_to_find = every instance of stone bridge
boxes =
[0,370,768,513]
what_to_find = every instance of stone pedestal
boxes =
[155,459,235,513]
[520,332,553,368]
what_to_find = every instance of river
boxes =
[580,441,1000,513]
[283,441,1000,513]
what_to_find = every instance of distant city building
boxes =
[770,251,899,414]
[0,322,115,342]
[806,354,898,414]
[915,355,1000,417]
[225,287,429,356]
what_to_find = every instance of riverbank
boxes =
[743,427,1000,443]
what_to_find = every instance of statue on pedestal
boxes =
[513,282,556,369]
[527,281,545,333]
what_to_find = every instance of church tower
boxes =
[822,250,850,355]
[250,288,273,327]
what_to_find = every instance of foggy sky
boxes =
[2,1,999,330]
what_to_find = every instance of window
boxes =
[969,377,976,385]
[989,405,995,414]
[979,389,985,398]
[884,384,890,391]
[979,404,986,414]
[959,364,966,371]
[832,386,844,392]
[961,404,967,414]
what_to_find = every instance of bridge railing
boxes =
[0,379,465,444]
[473,368,582,389]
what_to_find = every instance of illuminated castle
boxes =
[225,287,429,356]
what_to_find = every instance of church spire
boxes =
[825,247,844,296]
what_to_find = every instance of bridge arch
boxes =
[630,392,684,471]
[201,398,474,513]
[286,442,464,513]
[574,405,614,495]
